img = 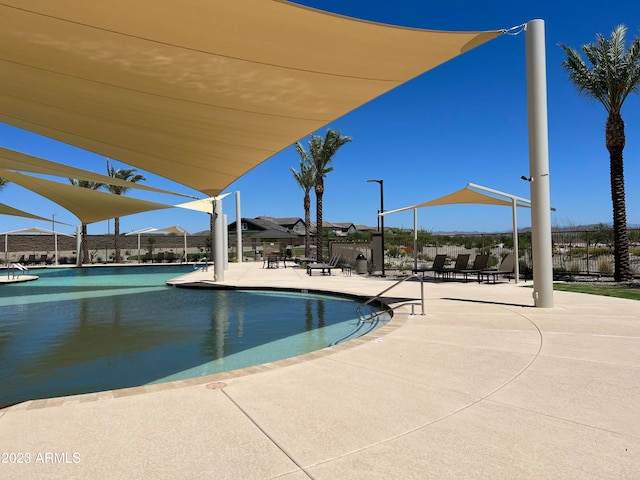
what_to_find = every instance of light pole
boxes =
[367,179,385,277]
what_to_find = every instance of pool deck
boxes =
[1,261,639,479]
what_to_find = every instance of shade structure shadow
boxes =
[440,297,532,308]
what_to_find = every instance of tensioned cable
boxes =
[502,23,527,36]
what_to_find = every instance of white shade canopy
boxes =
[0,1,502,196]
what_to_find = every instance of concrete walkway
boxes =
[1,262,638,479]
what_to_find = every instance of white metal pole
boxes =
[235,191,242,262]
[76,225,82,267]
[183,230,187,263]
[223,213,229,270]
[413,209,418,272]
[526,19,553,307]
[54,232,59,266]
[512,198,519,284]
[213,198,224,281]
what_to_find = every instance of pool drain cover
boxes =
[206,382,227,390]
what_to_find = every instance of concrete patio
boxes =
[1,261,638,479]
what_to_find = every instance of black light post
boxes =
[367,179,385,276]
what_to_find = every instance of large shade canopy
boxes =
[0,202,52,222]
[0,1,502,196]
[382,184,532,283]
[0,148,193,198]
[383,186,531,216]
[0,170,173,224]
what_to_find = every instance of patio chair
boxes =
[38,254,48,265]
[46,255,56,265]
[307,253,341,276]
[436,254,470,281]
[165,252,176,263]
[17,254,25,264]
[156,252,165,263]
[265,252,280,269]
[453,254,489,282]
[26,254,37,266]
[412,254,446,279]
[479,253,516,284]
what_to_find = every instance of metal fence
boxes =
[334,228,640,277]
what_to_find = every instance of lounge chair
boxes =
[412,254,446,279]
[165,252,176,263]
[307,253,341,276]
[264,252,280,269]
[436,254,470,280]
[142,253,153,263]
[46,255,56,265]
[453,254,489,282]
[156,252,165,263]
[38,254,48,265]
[17,254,25,264]
[26,254,37,266]
[479,253,516,284]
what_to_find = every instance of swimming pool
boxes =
[0,265,388,406]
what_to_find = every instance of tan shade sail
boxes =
[0,202,53,222]
[382,187,531,216]
[0,170,173,224]
[0,1,502,196]
[0,147,194,198]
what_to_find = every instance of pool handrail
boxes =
[356,273,425,322]
[193,257,208,271]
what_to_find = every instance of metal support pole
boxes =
[413,209,418,272]
[512,198,520,283]
[75,226,82,267]
[213,198,224,281]
[235,191,243,262]
[223,214,229,270]
[526,19,553,307]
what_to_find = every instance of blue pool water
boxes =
[0,266,387,405]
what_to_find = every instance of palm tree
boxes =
[69,179,104,264]
[296,129,351,262]
[106,161,146,263]
[561,25,640,282]
[290,157,315,258]
[0,177,7,191]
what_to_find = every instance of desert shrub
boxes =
[598,258,613,274]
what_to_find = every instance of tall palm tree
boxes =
[0,177,7,191]
[106,161,146,263]
[296,129,351,262]
[290,157,315,258]
[69,179,104,264]
[561,25,640,282]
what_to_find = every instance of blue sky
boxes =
[2,0,640,236]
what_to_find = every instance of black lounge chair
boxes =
[26,254,37,266]
[454,254,490,282]
[437,254,470,280]
[479,253,516,284]
[38,254,48,265]
[307,254,341,276]
[17,254,25,264]
[165,252,176,263]
[412,254,446,279]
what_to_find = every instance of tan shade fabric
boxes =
[0,148,193,198]
[0,1,501,196]
[0,170,173,224]
[1,227,74,237]
[382,187,531,216]
[0,202,53,222]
